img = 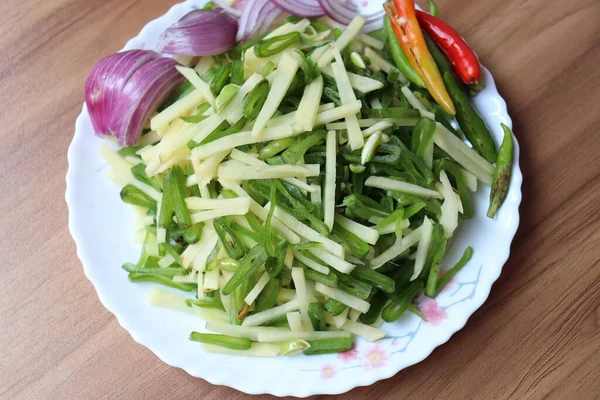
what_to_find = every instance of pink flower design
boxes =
[320,364,337,380]
[362,345,389,371]
[417,297,447,326]
[440,275,457,293]
[337,342,358,363]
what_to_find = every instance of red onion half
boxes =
[84,50,183,146]
[108,57,184,146]
[157,9,239,56]
[317,0,385,31]
[270,0,325,18]
[85,50,159,135]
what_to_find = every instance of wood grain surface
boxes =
[1,0,599,399]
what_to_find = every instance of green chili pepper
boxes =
[443,71,497,163]
[303,337,353,355]
[281,131,327,164]
[199,118,247,146]
[209,63,232,96]
[280,339,311,356]
[261,314,289,327]
[324,298,347,316]
[300,263,339,287]
[368,107,420,119]
[189,332,252,350]
[158,173,174,228]
[412,117,437,161]
[131,164,162,192]
[301,55,321,82]
[435,246,473,296]
[434,158,474,218]
[351,266,396,294]
[213,217,246,260]
[308,302,326,331]
[425,232,448,297]
[118,145,142,158]
[120,185,157,213]
[244,81,269,120]
[335,273,373,300]
[384,15,425,87]
[216,257,240,271]
[332,224,370,258]
[183,222,203,244]
[230,60,244,85]
[360,290,388,325]
[255,32,301,58]
[343,194,390,220]
[122,263,186,277]
[311,19,329,32]
[128,272,196,292]
[260,61,276,77]
[215,84,240,112]
[186,296,224,311]
[273,180,329,236]
[407,304,427,320]
[427,0,439,17]
[222,245,268,295]
[255,277,281,312]
[323,86,342,106]
[170,166,192,229]
[487,124,513,218]
[259,137,296,160]
[467,78,486,97]
[382,280,424,322]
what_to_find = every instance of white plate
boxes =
[66,1,523,396]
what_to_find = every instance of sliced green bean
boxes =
[303,337,353,355]
[308,302,326,331]
[324,298,347,316]
[186,296,224,311]
[213,217,246,260]
[244,81,269,120]
[255,32,301,58]
[189,332,252,350]
[120,185,157,214]
[351,266,396,294]
[332,224,370,258]
[425,231,448,297]
[170,166,192,229]
[360,291,388,325]
[255,277,281,312]
[209,63,231,96]
[222,245,268,295]
[435,246,473,296]
[158,172,174,228]
[382,280,424,322]
[281,130,327,165]
[128,272,196,292]
[259,137,296,160]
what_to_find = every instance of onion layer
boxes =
[157,9,239,56]
[85,50,159,135]
[237,0,284,42]
[270,0,325,18]
[317,0,384,31]
[85,50,183,146]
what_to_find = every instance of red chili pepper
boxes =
[416,10,481,85]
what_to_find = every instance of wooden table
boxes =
[1,0,599,398]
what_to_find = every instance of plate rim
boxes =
[66,1,523,396]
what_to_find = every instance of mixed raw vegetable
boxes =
[86,0,514,357]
